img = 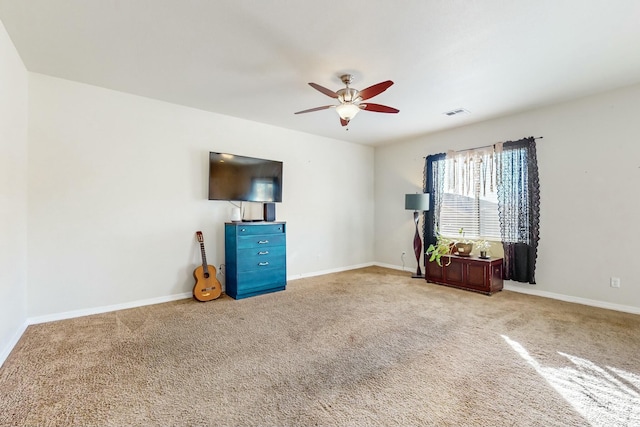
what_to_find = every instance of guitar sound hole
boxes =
[204,273,210,278]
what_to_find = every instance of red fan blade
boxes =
[358,80,394,101]
[294,105,334,114]
[340,118,349,127]
[308,83,338,98]
[361,103,399,114]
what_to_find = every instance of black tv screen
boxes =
[208,152,283,202]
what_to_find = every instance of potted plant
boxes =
[474,239,492,259]
[426,232,453,267]
[453,228,473,257]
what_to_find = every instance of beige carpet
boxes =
[1,266,639,426]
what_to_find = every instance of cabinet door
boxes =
[444,258,465,286]
[426,259,444,281]
[466,263,488,291]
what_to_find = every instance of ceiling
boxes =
[2,1,640,146]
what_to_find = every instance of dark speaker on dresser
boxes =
[263,203,276,222]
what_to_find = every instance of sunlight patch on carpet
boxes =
[501,335,640,427]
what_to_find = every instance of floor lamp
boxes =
[405,193,430,278]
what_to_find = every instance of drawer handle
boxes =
[258,240,269,244]
[258,251,269,255]
[241,228,246,232]
[258,262,270,266]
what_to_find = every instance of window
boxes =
[425,137,541,283]
[438,149,501,240]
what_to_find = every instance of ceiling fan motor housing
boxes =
[337,88,360,103]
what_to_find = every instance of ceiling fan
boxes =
[294,74,399,127]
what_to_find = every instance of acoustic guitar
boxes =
[193,231,222,302]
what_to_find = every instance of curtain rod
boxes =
[422,136,543,158]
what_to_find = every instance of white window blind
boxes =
[438,149,501,240]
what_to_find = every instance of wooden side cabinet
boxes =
[425,255,503,295]
[224,222,287,300]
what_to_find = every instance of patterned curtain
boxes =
[496,137,541,284]
[423,153,446,248]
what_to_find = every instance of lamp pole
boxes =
[405,193,430,279]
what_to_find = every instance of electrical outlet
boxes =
[610,277,621,288]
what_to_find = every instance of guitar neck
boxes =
[200,242,209,275]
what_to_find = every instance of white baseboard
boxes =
[287,262,376,281]
[503,284,640,315]
[2,293,192,367]
[374,262,640,315]
[19,267,640,323]
[27,292,193,325]
[25,263,390,325]
[373,262,407,272]
[4,264,637,369]
[25,263,378,325]
[0,321,28,368]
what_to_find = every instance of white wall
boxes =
[375,83,640,312]
[0,20,28,364]
[5,37,639,364]
[27,73,374,318]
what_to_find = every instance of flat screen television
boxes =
[208,152,283,202]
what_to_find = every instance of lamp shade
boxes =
[405,193,430,211]
[335,103,360,121]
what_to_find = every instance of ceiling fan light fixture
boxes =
[336,103,360,121]
[295,74,397,126]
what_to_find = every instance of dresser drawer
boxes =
[237,246,286,269]
[235,223,285,235]
[237,268,286,290]
[237,233,285,249]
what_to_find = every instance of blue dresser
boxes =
[224,222,287,299]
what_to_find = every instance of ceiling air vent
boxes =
[444,108,470,116]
